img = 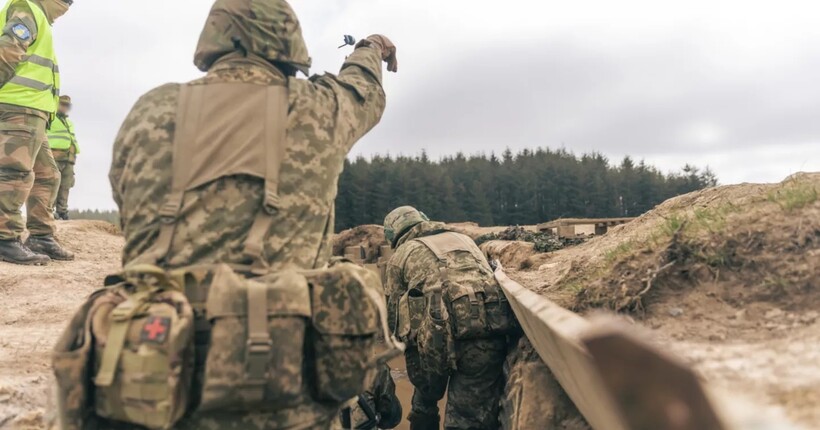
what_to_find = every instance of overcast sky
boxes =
[55,0,820,210]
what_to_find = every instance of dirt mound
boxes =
[503,172,820,426]
[0,220,123,429]
[333,224,386,263]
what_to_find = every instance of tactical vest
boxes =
[48,115,78,151]
[0,0,60,114]
[146,81,288,272]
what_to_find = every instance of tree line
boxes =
[335,148,718,231]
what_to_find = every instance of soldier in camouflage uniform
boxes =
[384,207,508,430]
[107,0,397,427]
[0,0,74,265]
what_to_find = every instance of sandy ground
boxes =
[0,221,122,429]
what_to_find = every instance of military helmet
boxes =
[194,0,312,75]
[384,206,429,247]
[59,95,71,104]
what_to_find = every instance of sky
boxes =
[54,0,820,210]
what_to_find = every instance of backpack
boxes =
[394,232,517,375]
[53,262,402,429]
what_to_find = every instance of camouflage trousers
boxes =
[406,338,507,430]
[0,110,58,240]
[54,158,75,215]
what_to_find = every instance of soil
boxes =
[0,221,123,429]
[495,172,820,427]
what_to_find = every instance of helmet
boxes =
[194,0,312,75]
[384,206,429,247]
[59,95,71,105]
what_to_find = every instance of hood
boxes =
[194,0,311,75]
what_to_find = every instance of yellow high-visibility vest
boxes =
[47,115,78,152]
[0,0,60,114]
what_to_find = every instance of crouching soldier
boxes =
[383,206,518,430]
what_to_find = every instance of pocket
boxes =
[200,267,310,412]
[448,283,488,340]
[91,288,195,430]
[397,289,425,345]
[416,287,455,375]
[306,263,380,403]
[52,291,104,430]
[485,283,518,335]
[0,123,37,170]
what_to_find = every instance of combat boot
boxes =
[57,212,69,221]
[25,235,75,261]
[0,239,50,265]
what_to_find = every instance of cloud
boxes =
[48,0,820,209]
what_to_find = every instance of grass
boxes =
[768,182,818,212]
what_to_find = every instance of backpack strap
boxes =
[242,85,289,273]
[146,84,289,272]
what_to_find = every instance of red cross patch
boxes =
[141,316,171,344]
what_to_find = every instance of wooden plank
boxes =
[494,266,628,430]
[538,217,635,231]
[582,319,727,430]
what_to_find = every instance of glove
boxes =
[357,34,398,73]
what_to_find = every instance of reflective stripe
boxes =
[47,135,72,141]
[22,54,55,69]
[8,75,52,91]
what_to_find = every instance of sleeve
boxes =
[302,45,387,154]
[384,252,407,334]
[69,119,79,154]
[0,4,37,86]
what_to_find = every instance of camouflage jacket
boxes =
[384,221,495,333]
[109,47,386,270]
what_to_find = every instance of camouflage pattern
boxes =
[383,205,428,247]
[194,0,312,75]
[110,47,385,273]
[385,221,508,429]
[107,6,388,422]
[200,268,310,411]
[0,109,58,239]
[54,157,73,214]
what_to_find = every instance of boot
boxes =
[25,235,74,261]
[57,212,69,221]
[0,239,50,265]
[408,412,440,430]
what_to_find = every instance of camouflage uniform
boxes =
[0,0,59,240]
[386,221,507,430]
[108,0,389,427]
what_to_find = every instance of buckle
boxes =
[245,336,272,379]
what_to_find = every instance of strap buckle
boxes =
[245,335,272,379]
[159,193,184,224]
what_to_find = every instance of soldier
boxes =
[0,0,74,265]
[47,94,78,220]
[107,0,397,427]
[384,206,514,430]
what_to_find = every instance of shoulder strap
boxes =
[242,85,288,273]
[145,84,289,270]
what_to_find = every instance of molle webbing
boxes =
[147,82,289,270]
